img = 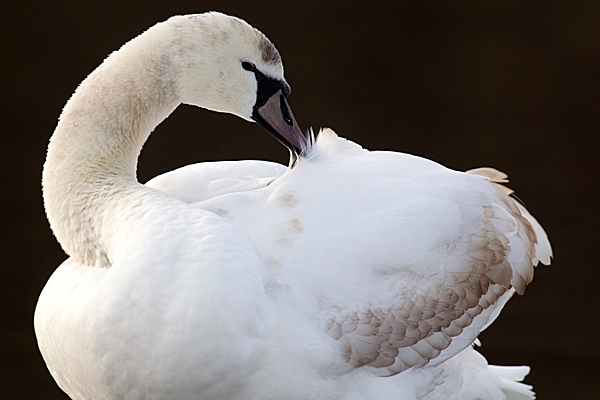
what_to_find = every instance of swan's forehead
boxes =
[224,15,281,65]
[229,17,283,77]
[172,13,283,74]
[256,34,281,66]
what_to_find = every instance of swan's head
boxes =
[165,13,306,154]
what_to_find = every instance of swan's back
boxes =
[150,128,550,397]
[146,160,286,203]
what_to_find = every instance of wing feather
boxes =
[321,167,551,376]
[145,160,286,203]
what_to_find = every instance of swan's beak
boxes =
[252,90,307,155]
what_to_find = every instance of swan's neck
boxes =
[43,26,180,267]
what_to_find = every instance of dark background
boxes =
[2,1,598,398]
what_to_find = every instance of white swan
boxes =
[36,12,552,400]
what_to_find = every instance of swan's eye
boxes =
[242,61,256,72]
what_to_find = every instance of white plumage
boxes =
[36,12,551,399]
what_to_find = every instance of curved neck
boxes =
[43,28,180,267]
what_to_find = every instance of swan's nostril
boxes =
[279,94,293,126]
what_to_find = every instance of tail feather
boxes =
[427,346,535,399]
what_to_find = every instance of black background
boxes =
[2,1,599,398]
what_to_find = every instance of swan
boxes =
[36,12,552,400]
